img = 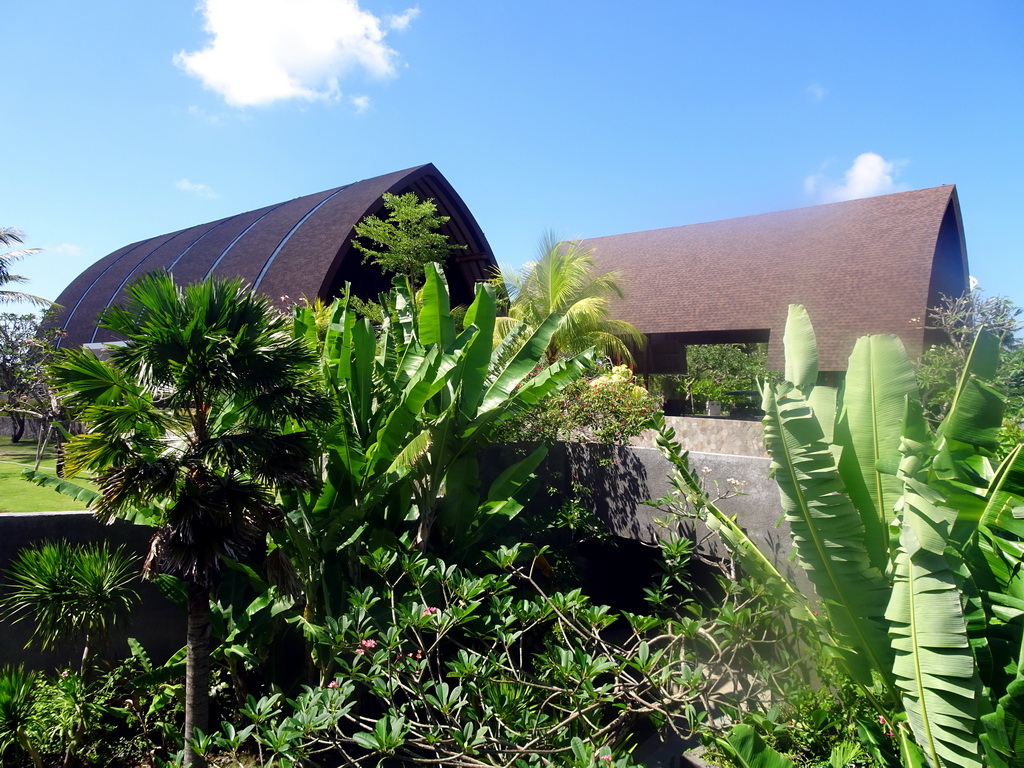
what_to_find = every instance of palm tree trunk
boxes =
[184,581,212,768]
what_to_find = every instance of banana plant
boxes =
[657,304,1024,768]
[277,263,592,662]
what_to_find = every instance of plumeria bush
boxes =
[182,538,814,768]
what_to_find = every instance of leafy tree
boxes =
[48,272,334,766]
[495,232,645,365]
[0,313,43,442]
[918,289,1023,426]
[0,228,49,307]
[351,192,465,284]
[680,343,767,414]
[0,312,66,450]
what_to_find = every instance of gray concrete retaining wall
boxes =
[1,443,795,671]
[632,416,769,458]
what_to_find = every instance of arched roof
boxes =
[582,185,969,372]
[52,164,496,347]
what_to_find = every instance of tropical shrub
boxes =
[276,263,593,680]
[0,540,139,673]
[0,666,41,768]
[659,304,1024,768]
[492,363,662,444]
[191,530,815,768]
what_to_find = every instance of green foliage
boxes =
[0,313,44,440]
[0,540,139,667]
[917,290,1023,430]
[195,540,809,767]
[678,343,767,414]
[662,303,1024,768]
[495,232,645,364]
[49,272,334,766]
[351,192,465,283]
[493,363,662,444]
[0,227,49,307]
[280,264,592,678]
[714,723,797,768]
[0,666,42,768]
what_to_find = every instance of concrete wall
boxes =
[632,416,768,458]
[488,442,792,566]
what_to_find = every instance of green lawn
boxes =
[0,440,100,513]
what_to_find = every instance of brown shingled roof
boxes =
[52,164,496,348]
[581,186,968,371]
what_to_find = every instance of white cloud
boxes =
[351,94,370,113]
[805,152,907,203]
[807,82,827,102]
[186,104,225,123]
[176,178,220,199]
[49,243,82,257]
[387,7,420,31]
[175,0,417,108]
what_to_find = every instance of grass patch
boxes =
[0,440,100,514]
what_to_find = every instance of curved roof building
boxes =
[52,164,496,348]
[582,185,969,372]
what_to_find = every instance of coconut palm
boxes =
[0,228,49,306]
[50,272,333,766]
[496,232,644,364]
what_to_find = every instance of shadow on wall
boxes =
[482,442,797,579]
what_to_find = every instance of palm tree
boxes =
[0,228,49,306]
[50,272,333,766]
[496,232,644,364]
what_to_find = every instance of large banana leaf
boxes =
[762,380,895,689]
[938,329,1002,454]
[966,445,1024,766]
[21,469,102,507]
[836,334,919,572]
[480,313,564,413]
[782,304,818,390]
[886,402,983,768]
[417,263,456,350]
[715,724,796,768]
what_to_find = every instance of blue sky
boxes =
[3,1,1022,315]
